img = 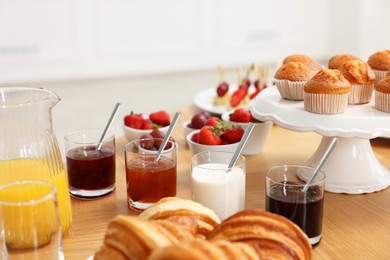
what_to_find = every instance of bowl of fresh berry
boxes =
[221,108,272,155]
[182,111,211,141]
[123,110,171,141]
[186,116,244,156]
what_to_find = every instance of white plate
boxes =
[194,88,230,115]
[194,86,253,115]
[249,85,390,139]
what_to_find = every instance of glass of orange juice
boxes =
[0,180,63,260]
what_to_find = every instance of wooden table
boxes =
[62,104,390,259]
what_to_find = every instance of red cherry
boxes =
[216,82,229,97]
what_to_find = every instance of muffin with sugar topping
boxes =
[303,69,351,114]
[283,54,323,71]
[374,75,390,113]
[328,54,361,70]
[274,62,316,100]
[339,60,376,104]
[367,50,390,82]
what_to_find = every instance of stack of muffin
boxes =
[274,50,390,114]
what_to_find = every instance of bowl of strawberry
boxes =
[221,108,273,155]
[123,110,171,141]
[186,116,245,156]
[182,111,211,141]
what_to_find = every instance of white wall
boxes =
[0,0,329,84]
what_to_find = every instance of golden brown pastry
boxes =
[368,50,390,83]
[275,62,316,82]
[139,197,221,238]
[375,76,390,112]
[367,50,390,71]
[274,62,316,100]
[303,69,351,114]
[208,209,312,260]
[339,60,375,85]
[283,54,323,71]
[304,69,351,94]
[328,54,361,69]
[147,239,259,260]
[339,60,376,104]
[94,215,198,260]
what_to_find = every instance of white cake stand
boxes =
[249,86,390,194]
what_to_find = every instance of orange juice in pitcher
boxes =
[0,87,72,234]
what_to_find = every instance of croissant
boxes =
[139,197,221,238]
[208,209,312,260]
[94,215,198,260]
[147,239,260,260]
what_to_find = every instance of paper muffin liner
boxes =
[274,79,306,101]
[375,91,390,113]
[373,69,387,83]
[348,84,374,104]
[303,92,348,114]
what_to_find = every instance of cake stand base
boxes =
[305,136,390,194]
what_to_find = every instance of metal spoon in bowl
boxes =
[302,137,337,192]
[154,112,181,162]
[226,122,255,172]
[96,103,121,150]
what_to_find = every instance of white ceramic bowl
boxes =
[182,120,199,142]
[123,124,169,141]
[221,111,273,155]
[186,130,240,156]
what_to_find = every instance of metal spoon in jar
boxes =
[97,103,121,150]
[154,112,181,162]
[302,137,337,192]
[226,122,255,172]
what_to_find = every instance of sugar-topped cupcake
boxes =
[304,69,351,114]
[375,75,390,113]
[274,62,316,100]
[283,54,323,71]
[367,50,390,83]
[339,60,376,104]
[328,54,361,70]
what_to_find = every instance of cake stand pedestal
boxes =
[250,86,390,194]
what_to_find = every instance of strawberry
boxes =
[149,110,170,127]
[198,126,222,145]
[221,126,244,144]
[205,117,227,133]
[142,120,154,130]
[124,112,145,129]
[250,88,262,100]
[230,86,247,107]
[229,108,253,123]
[204,116,220,127]
[191,132,200,143]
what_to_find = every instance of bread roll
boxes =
[139,197,221,238]
[147,239,259,260]
[94,215,198,260]
[208,209,312,260]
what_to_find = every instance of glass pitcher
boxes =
[0,87,72,234]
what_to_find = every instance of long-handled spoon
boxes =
[302,137,337,192]
[97,103,121,150]
[154,112,181,162]
[226,122,255,172]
